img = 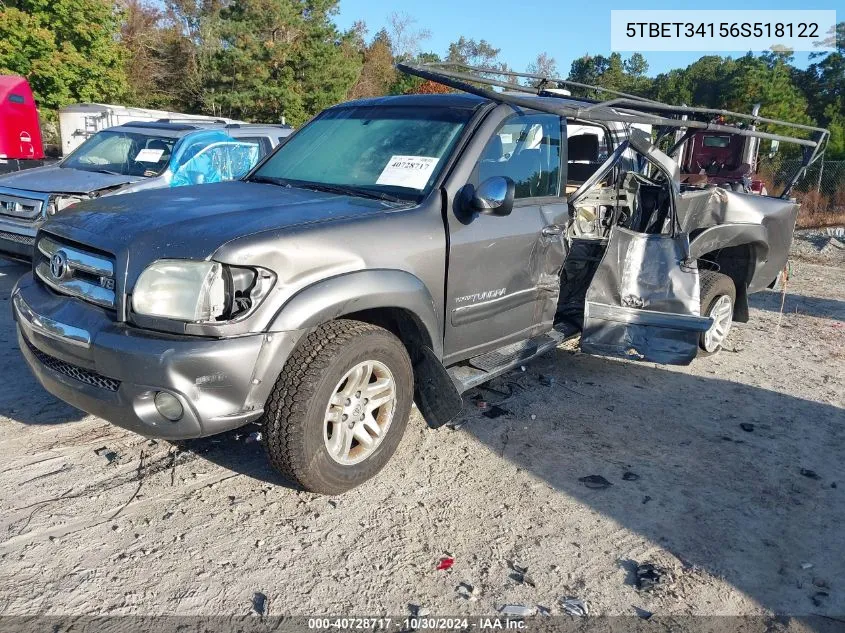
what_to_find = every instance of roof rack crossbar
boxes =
[397,63,827,150]
[425,62,663,104]
[579,98,827,135]
[419,64,826,135]
[155,118,229,124]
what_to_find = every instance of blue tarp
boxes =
[170,130,261,187]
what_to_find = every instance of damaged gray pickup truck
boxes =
[12,64,829,494]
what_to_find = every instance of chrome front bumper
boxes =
[12,273,304,439]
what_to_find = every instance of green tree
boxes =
[121,0,173,108]
[0,0,129,110]
[724,53,813,132]
[825,106,845,158]
[446,37,500,67]
[388,50,441,95]
[349,27,397,99]
[201,0,361,125]
[651,56,736,107]
[794,22,844,157]
[568,52,652,97]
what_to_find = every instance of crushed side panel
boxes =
[581,227,711,365]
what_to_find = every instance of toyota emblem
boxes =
[50,250,68,279]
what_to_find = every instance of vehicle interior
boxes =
[466,111,678,333]
[63,131,177,177]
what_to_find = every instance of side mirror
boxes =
[464,176,515,217]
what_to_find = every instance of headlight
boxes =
[131,260,275,323]
[46,195,84,216]
[132,260,227,322]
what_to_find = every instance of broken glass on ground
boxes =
[559,596,588,617]
[498,605,536,617]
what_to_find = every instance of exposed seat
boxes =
[567,134,601,184]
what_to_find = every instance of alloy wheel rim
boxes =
[703,294,734,352]
[323,360,396,465]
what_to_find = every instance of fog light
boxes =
[154,392,183,421]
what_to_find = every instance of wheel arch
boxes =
[690,224,768,324]
[268,270,463,429]
[267,269,443,358]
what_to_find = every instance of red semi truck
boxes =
[677,104,770,195]
[0,76,45,174]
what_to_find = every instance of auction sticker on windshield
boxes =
[376,155,439,190]
[135,148,165,163]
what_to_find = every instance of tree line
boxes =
[0,0,842,157]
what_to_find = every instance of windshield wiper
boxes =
[297,182,409,204]
[78,168,123,176]
[249,176,410,204]
[249,175,292,187]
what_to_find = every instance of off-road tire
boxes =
[262,319,413,495]
[698,270,736,356]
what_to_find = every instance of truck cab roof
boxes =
[110,120,293,138]
[331,93,630,135]
[333,92,601,113]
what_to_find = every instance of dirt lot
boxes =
[0,237,843,619]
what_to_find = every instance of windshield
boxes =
[250,105,473,200]
[62,130,176,177]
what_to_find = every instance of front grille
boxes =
[35,234,117,309]
[0,192,43,221]
[0,230,35,245]
[24,338,120,392]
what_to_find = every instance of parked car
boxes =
[0,120,292,261]
[57,103,243,156]
[12,65,826,495]
[0,76,45,175]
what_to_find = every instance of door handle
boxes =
[542,225,563,236]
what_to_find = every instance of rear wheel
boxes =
[698,271,736,356]
[262,319,413,495]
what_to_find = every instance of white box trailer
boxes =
[58,104,243,156]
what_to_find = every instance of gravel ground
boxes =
[0,243,843,619]
[791,227,845,268]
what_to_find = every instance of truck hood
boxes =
[0,164,140,195]
[42,181,397,275]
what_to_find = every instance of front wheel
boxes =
[698,270,737,356]
[262,319,413,495]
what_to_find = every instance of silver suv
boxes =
[0,121,291,261]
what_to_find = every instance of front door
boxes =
[579,136,712,365]
[443,110,569,364]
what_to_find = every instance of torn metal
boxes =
[581,227,710,364]
[679,187,799,293]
